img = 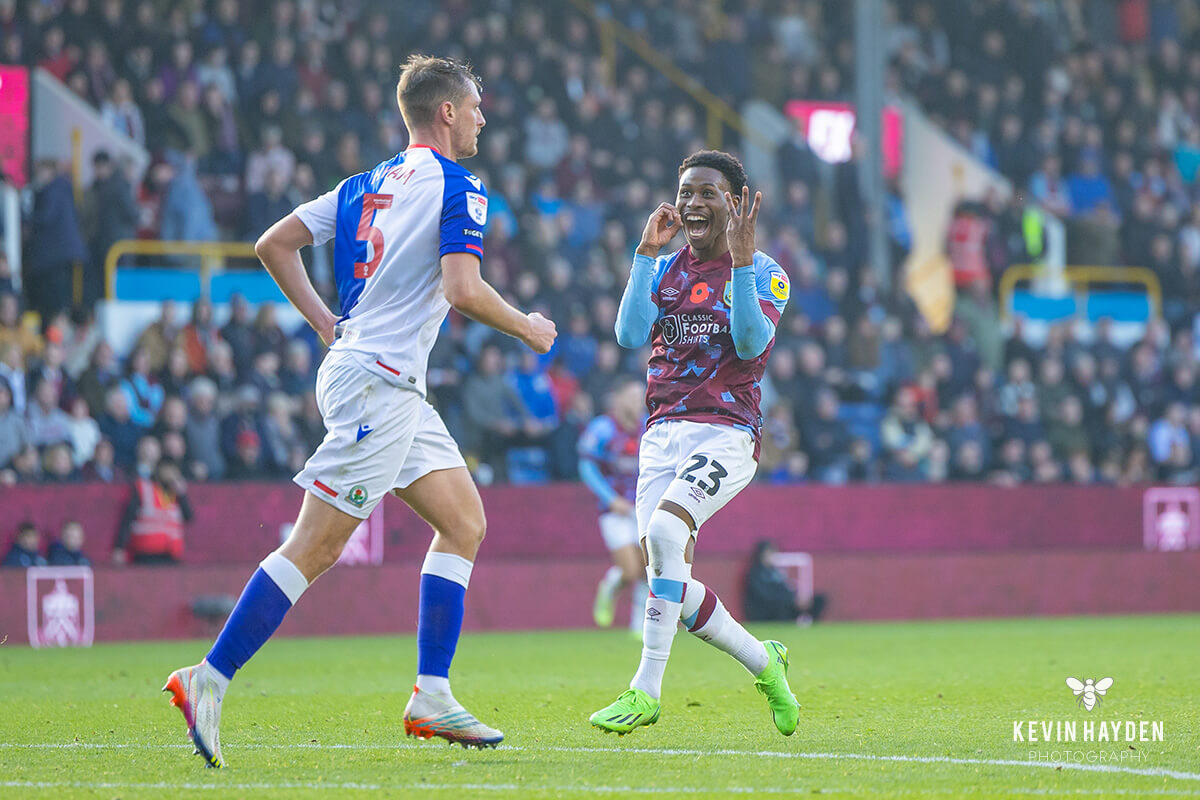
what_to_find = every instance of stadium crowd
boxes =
[1,0,1199,489]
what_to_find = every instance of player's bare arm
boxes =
[441,252,557,353]
[255,213,338,346]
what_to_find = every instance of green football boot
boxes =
[589,688,661,735]
[592,581,616,628]
[754,640,800,736]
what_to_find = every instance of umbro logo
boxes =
[356,424,374,442]
[465,175,482,190]
[661,287,679,297]
[646,608,661,621]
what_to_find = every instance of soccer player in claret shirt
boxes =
[162,55,556,767]
[589,151,800,737]
[578,377,650,633]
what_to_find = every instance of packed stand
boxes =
[0,0,1197,487]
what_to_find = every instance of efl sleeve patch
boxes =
[440,176,488,259]
[770,273,790,301]
[465,192,488,225]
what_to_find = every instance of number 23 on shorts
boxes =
[679,454,727,497]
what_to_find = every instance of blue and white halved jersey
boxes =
[293,145,487,396]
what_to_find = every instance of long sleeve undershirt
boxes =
[729,262,775,359]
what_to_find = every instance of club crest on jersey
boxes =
[770,273,790,300]
[346,484,368,508]
[465,192,487,225]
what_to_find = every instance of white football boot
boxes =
[402,686,504,749]
[163,661,225,767]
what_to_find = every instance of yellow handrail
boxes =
[566,0,771,152]
[998,265,1162,322]
[104,239,258,299]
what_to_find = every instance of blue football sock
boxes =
[416,552,473,680]
[206,553,308,681]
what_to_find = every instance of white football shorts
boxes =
[634,419,757,538]
[599,510,639,551]
[294,349,466,519]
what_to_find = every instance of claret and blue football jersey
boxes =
[643,248,789,456]
[293,145,487,397]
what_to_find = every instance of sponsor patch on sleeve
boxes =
[770,273,790,301]
[465,192,488,225]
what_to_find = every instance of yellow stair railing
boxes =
[566,0,771,152]
[104,239,258,299]
[998,265,1162,322]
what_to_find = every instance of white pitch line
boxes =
[4,741,1199,784]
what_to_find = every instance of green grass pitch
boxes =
[1,615,1197,798]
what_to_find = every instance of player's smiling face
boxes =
[675,166,732,254]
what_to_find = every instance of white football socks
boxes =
[629,510,692,699]
[629,591,680,699]
[629,580,649,631]
[415,674,451,695]
[680,572,769,676]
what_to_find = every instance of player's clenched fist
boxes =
[636,203,682,257]
[523,311,557,354]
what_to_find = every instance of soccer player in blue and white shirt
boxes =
[578,378,649,633]
[163,55,556,766]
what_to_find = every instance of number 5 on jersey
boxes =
[354,193,393,278]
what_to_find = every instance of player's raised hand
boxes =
[636,203,682,257]
[725,186,761,268]
[523,311,557,354]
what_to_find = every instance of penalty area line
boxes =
[5,741,1199,783]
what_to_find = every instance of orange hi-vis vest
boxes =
[129,478,184,559]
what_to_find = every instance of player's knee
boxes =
[467,509,487,546]
[445,508,486,549]
[644,509,690,572]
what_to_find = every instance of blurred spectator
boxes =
[0,291,43,358]
[41,441,79,482]
[26,379,71,447]
[2,521,46,567]
[113,459,191,565]
[184,377,224,480]
[464,345,535,476]
[47,519,89,566]
[159,154,218,243]
[880,388,934,481]
[98,386,141,469]
[25,160,88,321]
[742,540,801,622]
[0,377,29,468]
[85,152,139,306]
[81,437,123,483]
[119,347,165,427]
[801,388,851,482]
